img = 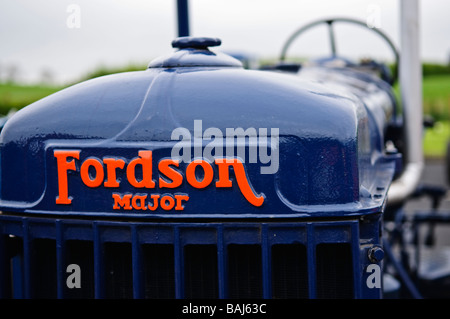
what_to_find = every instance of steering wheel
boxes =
[279,17,400,84]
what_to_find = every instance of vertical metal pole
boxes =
[388,0,424,204]
[177,0,190,37]
[400,0,423,166]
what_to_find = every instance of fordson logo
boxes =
[53,120,279,213]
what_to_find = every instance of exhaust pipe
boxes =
[387,0,424,205]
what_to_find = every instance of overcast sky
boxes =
[0,0,449,85]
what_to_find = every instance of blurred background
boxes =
[0,0,449,158]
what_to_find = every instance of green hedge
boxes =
[422,63,450,77]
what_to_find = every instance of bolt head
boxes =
[368,246,385,263]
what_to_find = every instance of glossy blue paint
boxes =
[0,37,398,220]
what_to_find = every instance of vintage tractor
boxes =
[0,0,448,299]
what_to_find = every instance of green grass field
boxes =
[424,120,450,158]
[421,74,450,158]
[0,70,448,158]
[0,82,62,115]
[422,74,450,121]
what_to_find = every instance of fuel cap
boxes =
[171,37,221,49]
[148,36,242,68]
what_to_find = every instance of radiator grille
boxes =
[0,215,361,299]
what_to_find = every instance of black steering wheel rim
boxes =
[279,17,400,83]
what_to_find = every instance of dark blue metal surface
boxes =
[0,37,398,219]
[0,213,383,299]
[0,36,400,299]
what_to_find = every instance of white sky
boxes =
[0,0,449,85]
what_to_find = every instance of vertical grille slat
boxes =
[217,226,227,299]
[173,227,183,299]
[0,216,363,299]
[93,223,104,299]
[56,221,64,299]
[8,235,23,299]
[261,225,272,299]
[0,234,9,298]
[22,219,31,299]
[0,234,16,299]
[307,224,317,298]
[131,226,142,299]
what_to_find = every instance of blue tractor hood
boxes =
[0,37,398,219]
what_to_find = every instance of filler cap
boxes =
[171,36,221,49]
[148,36,242,68]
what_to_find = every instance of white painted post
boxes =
[387,0,424,205]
